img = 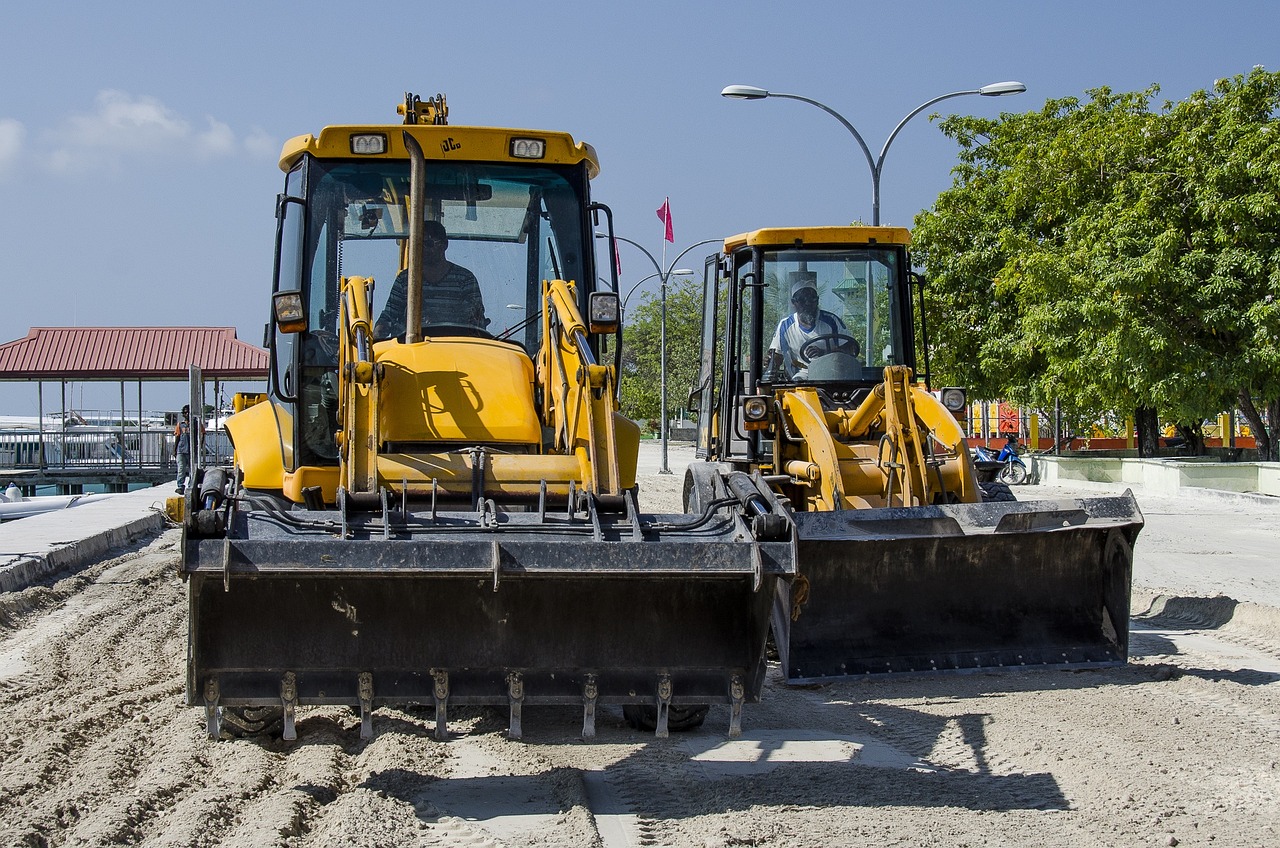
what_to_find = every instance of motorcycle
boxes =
[972,435,1029,485]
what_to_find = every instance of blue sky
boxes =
[1,0,1277,413]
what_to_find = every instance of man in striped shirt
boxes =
[766,280,850,380]
[374,221,489,338]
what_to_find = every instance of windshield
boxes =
[304,159,589,354]
[760,247,903,383]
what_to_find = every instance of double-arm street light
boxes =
[597,233,720,474]
[720,80,1026,225]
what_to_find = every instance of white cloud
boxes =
[242,127,278,160]
[0,119,24,176]
[40,90,254,174]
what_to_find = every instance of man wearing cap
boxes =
[374,220,489,338]
[766,279,852,380]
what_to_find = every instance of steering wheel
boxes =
[797,333,860,364]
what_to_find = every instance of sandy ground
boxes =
[1,444,1278,847]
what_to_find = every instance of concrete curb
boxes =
[0,486,173,593]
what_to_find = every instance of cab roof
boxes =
[722,225,911,253]
[279,123,601,179]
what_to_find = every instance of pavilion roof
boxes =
[0,327,268,381]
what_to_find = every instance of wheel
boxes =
[797,332,860,364]
[998,461,1028,485]
[622,704,710,732]
[683,463,722,515]
[978,480,1016,503]
[220,705,284,738]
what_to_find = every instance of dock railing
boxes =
[0,420,232,473]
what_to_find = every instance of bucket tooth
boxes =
[507,672,525,740]
[432,669,449,741]
[655,674,673,739]
[203,677,221,740]
[582,674,598,739]
[358,672,374,740]
[728,674,745,738]
[281,672,298,741]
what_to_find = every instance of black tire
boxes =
[220,705,284,738]
[683,463,721,515]
[622,704,710,732]
[978,480,1016,503]
[998,462,1029,485]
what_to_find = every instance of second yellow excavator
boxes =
[686,225,1143,681]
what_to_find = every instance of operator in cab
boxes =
[374,220,489,338]
[765,276,853,380]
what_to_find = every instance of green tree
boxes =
[618,278,703,426]
[913,68,1280,459]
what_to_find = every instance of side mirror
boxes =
[588,291,620,335]
[273,291,307,334]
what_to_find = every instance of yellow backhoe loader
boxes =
[181,95,794,740]
[687,226,1143,681]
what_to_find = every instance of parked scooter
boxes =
[972,433,1029,485]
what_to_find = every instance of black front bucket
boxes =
[772,493,1143,681]
[184,507,792,715]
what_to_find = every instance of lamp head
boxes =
[721,84,770,101]
[977,81,1027,97]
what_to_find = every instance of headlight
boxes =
[939,387,967,413]
[588,292,620,334]
[350,133,387,155]
[272,291,306,333]
[742,396,770,430]
[510,137,546,159]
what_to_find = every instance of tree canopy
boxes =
[913,67,1280,458]
[617,277,703,427]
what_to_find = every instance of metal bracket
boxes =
[507,672,525,740]
[582,674,599,739]
[491,539,502,591]
[729,674,745,738]
[337,486,351,539]
[469,447,486,512]
[431,668,449,741]
[281,671,298,741]
[221,537,232,592]
[655,674,673,738]
[203,677,220,740]
[358,672,374,740]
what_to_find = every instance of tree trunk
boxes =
[1237,389,1276,462]
[1268,399,1280,462]
[1174,422,1206,456]
[1141,407,1162,458]
[1134,405,1159,457]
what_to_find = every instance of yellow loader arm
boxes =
[539,277,624,499]
[778,365,979,509]
[337,275,380,494]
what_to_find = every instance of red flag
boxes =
[613,238,622,276]
[656,197,674,243]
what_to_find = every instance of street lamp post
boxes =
[597,234,720,473]
[720,80,1025,225]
